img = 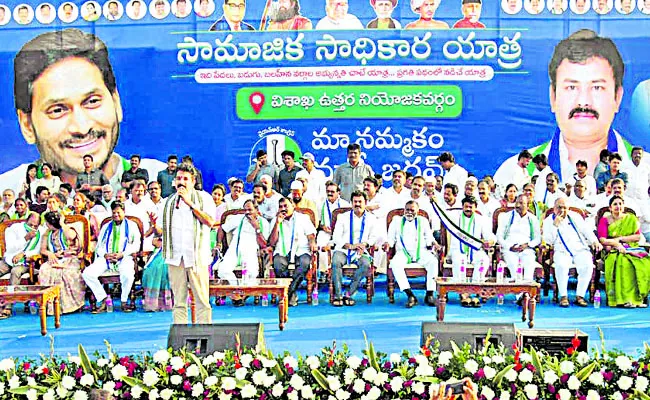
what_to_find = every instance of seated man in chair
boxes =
[497,194,541,282]
[83,201,141,313]
[542,197,602,307]
[384,201,440,308]
[448,196,496,307]
[331,191,381,306]
[269,197,317,307]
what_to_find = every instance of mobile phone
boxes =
[447,381,465,395]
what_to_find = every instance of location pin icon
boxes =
[249,92,265,115]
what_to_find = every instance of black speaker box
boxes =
[519,329,588,355]
[168,323,265,356]
[421,322,517,350]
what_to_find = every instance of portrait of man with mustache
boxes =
[494,29,647,186]
[1,29,165,194]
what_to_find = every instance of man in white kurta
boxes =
[217,200,270,286]
[439,152,469,193]
[477,181,501,222]
[162,164,217,323]
[542,198,602,307]
[384,201,439,308]
[124,182,157,251]
[84,201,141,312]
[534,173,567,209]
[317,182,350,274]
[269,198,317,306]
[331,191,381,305]
[622,147,650,202]
[448,197,496,284]
[497,194,542,282]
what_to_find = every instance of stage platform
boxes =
[1,283,649,359]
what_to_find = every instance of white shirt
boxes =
[534,187,567,208]
[403,194,437,229]
[442,164,469,193]
[30,176,62,202]
[533,166,553,197]
[366,192,388,221]
[622,161,650,201]
[568,173,597,198]
[222,213,271,258]
[568,194,597,217]
[315,13,364,29]
[297,168,327,205]
[319,197,350,228]
[125,197,157,251]
[165,191,216,268]
[3,223,41,266]
[383,186,411,213]
[542,211,598,255]
[96,218,141,260]
[477,196,501,221]
[448,212,495,254]
[494,164,530,194]
[224,193,252,210]
[496,209,541,250]
[271,212,316,258]
[332,210,381,253]
[386,216,435,262]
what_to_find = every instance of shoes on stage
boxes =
[406,295,418,309]
[232,299,245,307]
[424,294,436,307]
[574,296,588,307]
[289,293,298,307]
[559,296,570,308]
[91,301,106,314]
[121,303,134,313]
[343,297,356,306]
[471,298,481,308]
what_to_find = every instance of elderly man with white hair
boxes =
[315,0,364,29]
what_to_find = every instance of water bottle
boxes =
[516,260,524,282]
[219,297,226,306]
[261,294,269,307]
[312,287,319,306]
[459,257,466,283]
[29,300,38,315]
[241,262,248,285]
[593,290,601,309]
[497,294,504,306]
[105,296,114,313]
[496,261,505,284]
[478,260,486,283]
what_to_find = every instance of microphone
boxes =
[175,196,181,209]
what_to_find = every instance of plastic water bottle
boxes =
[28,300,38,315]
[219,297,226,306]
[497,294,505,306]
[261,294,269,307]
[516,260,524,282]
[478,260,486,283]
[459,258,466,283]
[105,296,114,313]
[312,287,319,306]
[241,262,248,285]
[496,261,505,284]
[593,290,601,309]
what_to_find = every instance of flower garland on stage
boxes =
[1,333,649,400]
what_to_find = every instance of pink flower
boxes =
[183,380,192,391]
[22,363,30,371]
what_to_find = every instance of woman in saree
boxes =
[597,195,650,308]
[71,192,100,241]
[38,211,86,314]
[141,212,173,311]
[500,184,518,208]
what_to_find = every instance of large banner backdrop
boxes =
[1,0,649,191]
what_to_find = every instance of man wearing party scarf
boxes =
[495,29,649,186]
[162,163,216,322]
[384,201,439,308]
[84,201,141,313]
[317,182,350,276]
[448,196,495,307]
[542,197,602,307]
[0,212,41,319]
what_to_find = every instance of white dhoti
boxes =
[83,257,135,303]
[553,249,594,297]
[450,249,490,282]
[389,251,438,291]
[316,230,332,273]
[502,248,538,282]
[217,247,259,285]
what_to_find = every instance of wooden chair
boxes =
[539,207,597,303]
[327,207,375,304]
[294,208,318,304]
[0,219,32,285]
[385,208,432,303]
[91,216,145,306]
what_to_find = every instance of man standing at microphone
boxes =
[162,163,217,324]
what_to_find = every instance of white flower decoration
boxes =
[221,377,236,391]
[390,353,401,364]
[560,360,575,374]
[73,391,88,400]
[240,354,253,368]
[636,375,649,392]
[327,375,342,392]
[500,390,511,400]
[484,366,497,379]
[68,356,81,365]
[272,383,284,397]
[202,355,215,366]
[0,382,5,396]
[159,388,174,400]
[415,364,434,377]
[43,390,55,400]
[169,357,184,370]
[170,375,182,385]
[262,374,275,387]
[519,353,532,363]
[615,356,633,371]
[612,391,623,400]
[103,381,116,395]
[589,371,604,386]
[289,374,305,390]
[131,385,143,399]
[148,388,159,400]
[390,376,403,392]
[302,386,315,399]
[373,371,388,386]
[283,356,298,369]
[481,386,496,400]
[586,390,600,400]
[492,355,505,364]
[213,351,225,360]
[96,358,109,367]
[262,357,277,369]
[576,352,590,365]
[362,367,378,382]
[8,375,20,389]
[185,364,199,377]
[567,375,581,390]
[306,356,320,370]
[618,375,633,391]
[0,359,15,372]
[412,381,426,394]
[61,375,76,390]
[347,356,362,369]
[482,356,492,365]
[505,368,518,382]
[367,386,381,400]
[335,388,351,400]
[80,374,94,386]
[414,355,428,365]
[235,367,248,381]
[143,370,159,387]
[544,370,559,384]
[438,351,453,366]
[251,370,266,386]
[204,375,218,387]
[464,359,479,374]
[26,389,38,400]
[518,369,533,383]
[344,368,356,385]
[523,384,538,399]
[56,386,69,398]
[558,388,571,400]
[191,382,204,397]
[111,364,128,380]
[153,350,170,364]
[353,378,366,393]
